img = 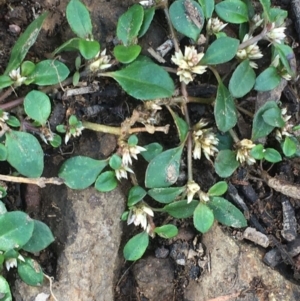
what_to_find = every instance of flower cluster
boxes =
[121,143,146,166]
[89,49,112,72]
[186,181,200,203]
[5,253,25,271]
[171,46,207,84]
[206,17,227,35]
[192,119,219,161]
[236,139,256,165]
[236,34,263,68]
[0,110,9,123]
[127,204,154,234]
[9,68,27,87]
[115,164,134,181]
[271,55,292,81]
[275,107,293,141]
[266,23,286,44]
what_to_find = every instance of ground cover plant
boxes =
[0,0,299,298]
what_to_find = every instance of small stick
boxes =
[0,175,64,188]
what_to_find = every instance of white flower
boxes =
[127,204,154,232]
[236,139,256,165]
[9,68,27,87]
[121,144,146,166]
[275,108,293,141]
[199,191,210,202]
[115,164,134,181]
[271,55,292,81]
[206,17,227,35]
[5,254,25,271]
[192,119,219,161]
[171,46,207,84]
[89,49,112,72]
[266,23,286,44]
[0,111,9,123]
[186,181,200,203]
[251,14,264,29]
[65,124,84,144]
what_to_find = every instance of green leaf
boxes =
[163,200,198,218]
[250,144,264,160]
[66,0,92,39]
[138,7,155,38]
[208,181,228,196]
[6,131,43,178]
[59,156,107,189]
[24,90,51,125]
[229,60,256,98]
[52,38,81,56]
[22,220,54,253]
[269,7,287,25]
[214,82,237,132]
[141,143,163,162]
[215,0,248,23]
[273,43,295,77]
[123,232,149,261]
[251,101,278,140]
[21,61,35,76]
[50,134,62,148]
[193,203,214,233]
[198,0,214,19]
[259,0,271,21]
[110,58,174,100]
[17,258,44,286]
[215,150,239,178]
[73,71,80,86]
[117,4,144,46]
[254,67,281,91]
[128,186,147,206]
[0,76,13,89]
[0,276,12,301]
[168,108,188,143]
[145,146,183,188]
[4,12,48,75]
[0,144,7,161]
[7,116,20,128]
[264,148,282,163]
[113,45,141,64]
[78,40,100,60]
[208,197,247,227]
[154,224,178,238]
[169,0,204,42]
[201,37,239,65]
[262,107,285,127]
[94,171,118,192]
[283,136,297,157]
[0,212,34,251]
[148,186,185,203]
[216,132,234,150]
[109,154,122,170]
[30,60,69,86]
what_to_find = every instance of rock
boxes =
[133,257,174,301]
[184,224,300,301]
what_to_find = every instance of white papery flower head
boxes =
[266,23,286,44]
[115,164,134,181]
[121,144,146,166]
[89,49,112,72]
[9,68,27,87]
[171,46,207,84]
[5,254,25,271]
[206,17,227,35]
[236,139,256,165]
[186,181,200,203]
[127,204,154,232]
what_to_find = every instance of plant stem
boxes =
[0,175,64,188]
[229,128,240,144]
[238,27,268,49]
[0,87,13,103]
[0,97,24,111]
[236,105,254,118]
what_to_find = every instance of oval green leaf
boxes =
[168,108,188,143]
[24,90,51,125]
[59,156,107,189]
[17,258,44,286]
[201,37,239,65]
[264,148,282,163]
[163,200,198,218]
[6,131,43,178]
[94,171,118,192]
[0,76,13,89]
[198,0,214,19]
[78,40,100,60]
[110,58,174,100]
[154,224,178,238]
[229,60,256,98]
[283,136,297,157]
[169,0,204,42]
[262,107,285,127]
[123,232,149,261]
[214,82,237,132]
[254,67,281,91]
[145,146,183,188]
[148,186,185,203]
[128,186,147,206]
[215,0,249,23]
[114,45,141,64]
[117,4,144,46]
[215,150,239,178]
[66,0,92,39]
[22,220,54,253]
[193,203,214,233]
[250,144,264,160]
[4,12,48,75]
[208,196,247,228]
[208,181,228,196]
[0,144,7,161]
[141,143,163,162]
[0,212,34,251]
[138,7,155,38]
[21,61,35,76]
[0,276,12,301]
